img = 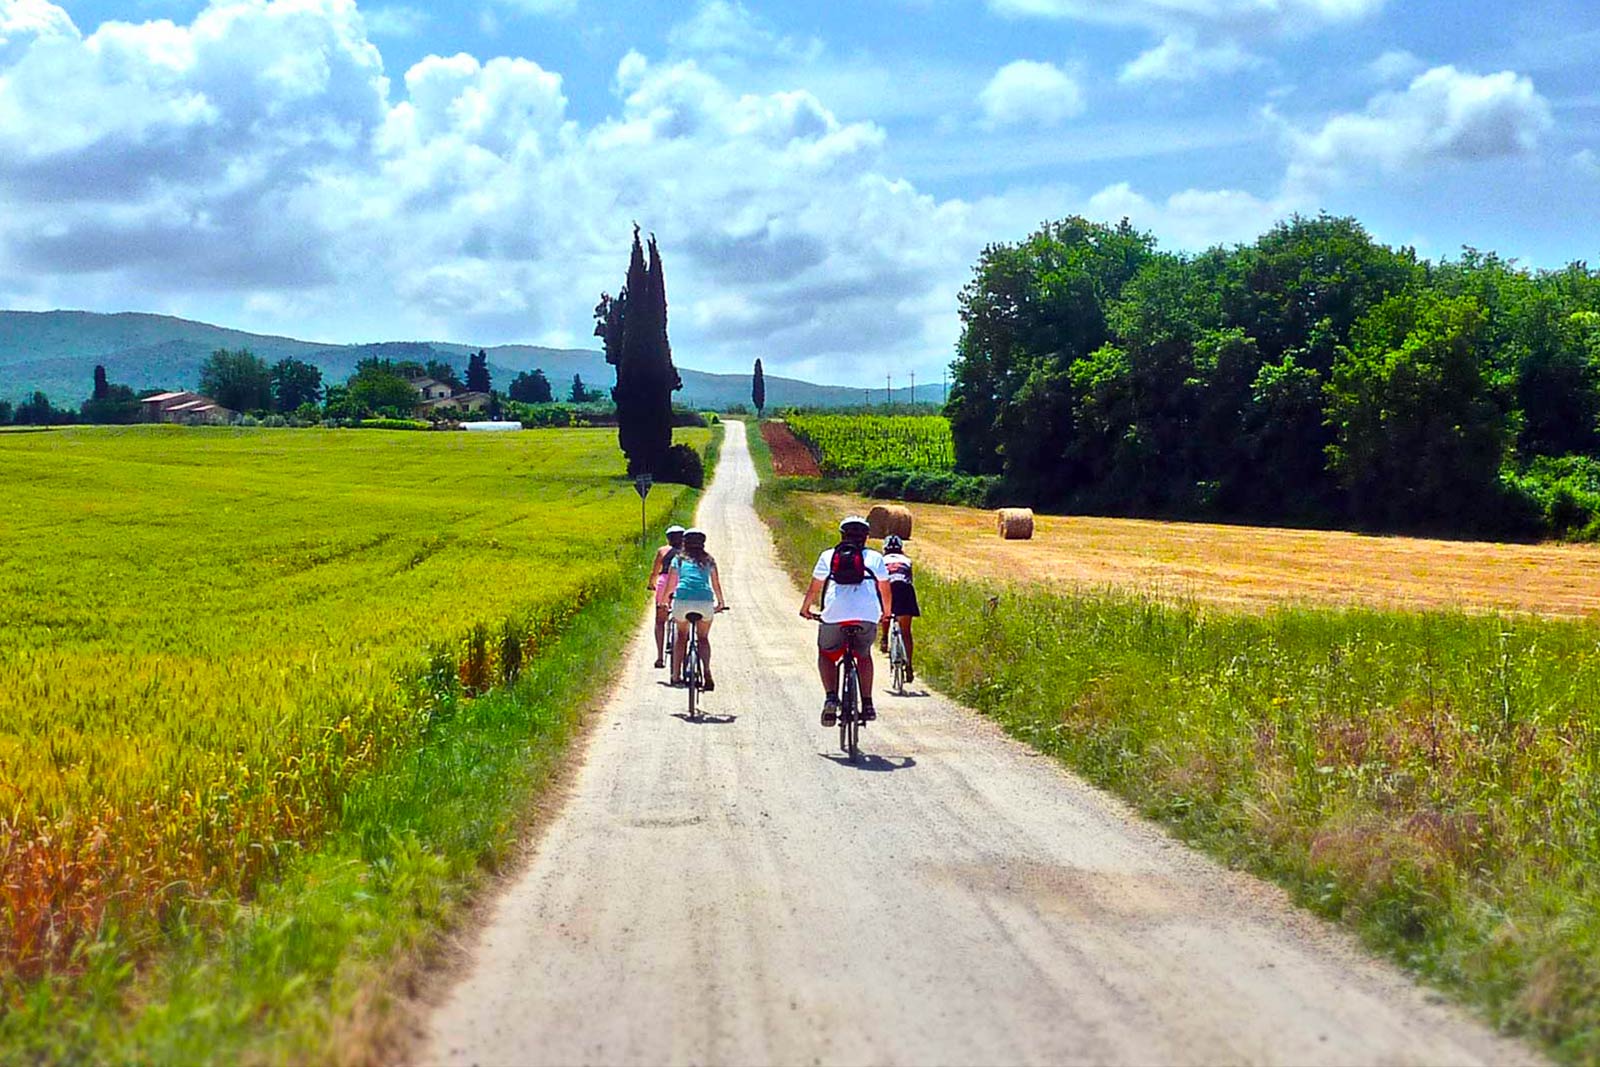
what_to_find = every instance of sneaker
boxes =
[703,678,715,692]
[820,695,839,727]
[862,700,877,722]
[905,666,914,683]
[654,658,665,669]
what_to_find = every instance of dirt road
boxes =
[419,422,1534,1067]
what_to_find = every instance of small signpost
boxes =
[634,473,653,543]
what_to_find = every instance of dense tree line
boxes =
[948,214,1600,537]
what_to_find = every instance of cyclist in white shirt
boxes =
[798,515,891,726]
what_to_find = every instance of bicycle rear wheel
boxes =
[840,660,860,760]
[686,636,699,719]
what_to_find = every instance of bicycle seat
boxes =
[839,622,865,633]
[685,611,704,622]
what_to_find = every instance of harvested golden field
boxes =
[807,492,1600,616]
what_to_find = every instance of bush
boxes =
[261,414,289,428]
[1506,456,1600,540]
[357,418,429,431]
[658,443,705,488]
[671,409,708,428]
[701,412,721,425]
[856,466,1008,508]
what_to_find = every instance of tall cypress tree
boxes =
[752,358,765,416]
[601,225,681,476]
[93,365,109,401]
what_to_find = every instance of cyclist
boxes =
[798,515,890,726]
[646,524,686,669]
[663,528,727,690]
[879,534,919,683]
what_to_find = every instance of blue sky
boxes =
[3,0,1597,386]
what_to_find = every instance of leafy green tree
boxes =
[0,399,11,425]
[753,358,766,416]
[569,373,595,403]
[81,378,140,424]
[425,358,463,390]
[270,358,323,413]
[199,349,272,413]
[1327,293,1513,529]
[346,365,419,417]
[466,350,491,393]
[509,369,553,403]
[15,391,69,425]
[93,364,109,401]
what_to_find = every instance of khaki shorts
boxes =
[818,621,875,657]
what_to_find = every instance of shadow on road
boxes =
[672,713,737,725]
[819,753,917,772]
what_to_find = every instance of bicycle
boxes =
[679,606,727,720]
[887,618,909,695]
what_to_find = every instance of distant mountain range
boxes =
[0,310,934,410]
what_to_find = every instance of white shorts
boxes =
[671,597,716,623]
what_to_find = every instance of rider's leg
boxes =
[899,616,914,674]
[879,618,890,653]
[856,646,875,698]
[817,651,840,694]
[653,604,668,666]
[697,618,714,686]
[675,618,693,682]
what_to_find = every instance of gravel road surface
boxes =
[419,421,1534,1067]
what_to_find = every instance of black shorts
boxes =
[889,583,920,617]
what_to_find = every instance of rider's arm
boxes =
[799,577,824,619]
[646,547,664,589]
[876,577,893,622]
[711,564,727,610]
[664,565,680,600]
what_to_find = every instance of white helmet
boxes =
[684,527,707,541]
[665,524,686,536]
[839,515,869,531]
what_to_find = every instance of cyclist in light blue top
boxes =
[663,528,727,689]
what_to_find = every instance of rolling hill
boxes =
[0,310,929,410]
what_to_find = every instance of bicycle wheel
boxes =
[685,637,699,719]
[840,660,860,760]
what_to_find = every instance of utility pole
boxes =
[886,374,892,409]
[910,371,916,408]
[943,369,948,405]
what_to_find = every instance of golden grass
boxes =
[809,492,1600,616]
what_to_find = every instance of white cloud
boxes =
[979,60,1085,127]
[362,5,429,38]
[1119,33,1260,84]
[988,0,1383,36]
[492,0,578,17]
[1281,65,1554,192]
[1085,181,1292,249]
[1366,48,1423,83]
[1574,149,1600,177]
[0,1,1046,381]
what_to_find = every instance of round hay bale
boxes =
[996,507,1034,540]
[868,503,913,541]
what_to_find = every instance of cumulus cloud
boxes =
[979,60,1085,127]
[362,4,429,37]
[1366,48,1424,83]
[988,0,1383,36]
[1085,181,1291,248]
[1280,65,1554,192]
[0,0,1032,377]
[1119,33,1260,84]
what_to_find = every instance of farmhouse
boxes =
[421,391,490,414]
[412,377,454,401]
[139,392,237,425]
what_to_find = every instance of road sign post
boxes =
[634,473,653,543]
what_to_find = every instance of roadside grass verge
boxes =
[753,471,1600,1064]
[2,427,720,1064]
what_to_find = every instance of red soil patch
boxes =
[761,421,821,477]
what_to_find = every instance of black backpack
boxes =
[828,541,868,585]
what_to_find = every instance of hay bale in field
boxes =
[996,507,1034,540]
[868,504,913,540]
